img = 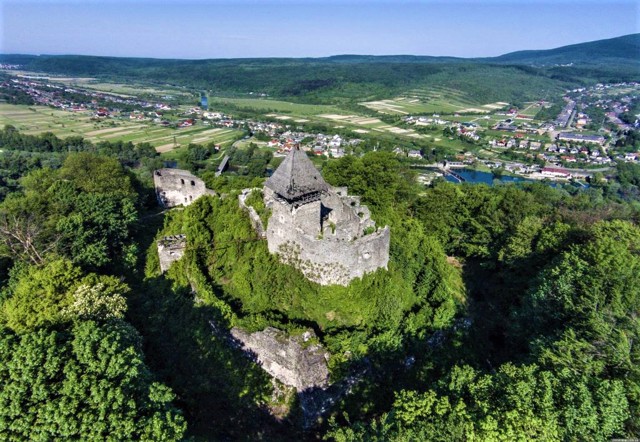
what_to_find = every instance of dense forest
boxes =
[0,125,638,440]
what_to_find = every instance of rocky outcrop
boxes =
[230,327,329,392]
[210,322,363,428]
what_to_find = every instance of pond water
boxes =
[414,167,586,189]
[443,169,528,185]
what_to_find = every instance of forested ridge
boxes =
[0,127,638,440]
[2,34,638,104]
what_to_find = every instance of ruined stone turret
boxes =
[250,148,390,286]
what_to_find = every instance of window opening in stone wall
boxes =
[191,180,195,186]
[180,178,185,185]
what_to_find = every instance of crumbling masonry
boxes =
[153,168,214,208]
[247,148,390,286]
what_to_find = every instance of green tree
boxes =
[0,321,186,441]
[61,281,128,322]
[3,258,82,332]
[3,259,130,332]
[58,152,136,198]
[522,220,640,432]
[328,363,629,442]
[0,153,140,270]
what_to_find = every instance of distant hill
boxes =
[487,34,640,65]
[1,35,638,105]
[319,54,464,64]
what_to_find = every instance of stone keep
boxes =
[262,148,390,286]
[153,168,214,208]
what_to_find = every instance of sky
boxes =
[1,0,639,59]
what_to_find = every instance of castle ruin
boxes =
[154,168,214,208]
[255,147,390,286]
[157,234,187,273]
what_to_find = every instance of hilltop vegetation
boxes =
[0,127,638,438]
[490,33,640,65]
[0,33,639,439]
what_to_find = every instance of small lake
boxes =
[443,169,528,185]
[414,167,586,188]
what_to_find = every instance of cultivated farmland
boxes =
[0,104,242,151]
[361,87,509,115]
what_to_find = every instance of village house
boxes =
[541,167,572,179]
[408,150,423,159]
[529,141,542,150]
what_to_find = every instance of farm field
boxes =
[516,101,544,117]
[208,97,433,140]
[2,70,192,100]
[4,70,97,84]
[208,97,343,117]
[317,114,426,139]
[0,104,242,151]
[361,86,510,115]
[79,81,193,99]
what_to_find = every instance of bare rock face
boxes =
[230,327,329,392]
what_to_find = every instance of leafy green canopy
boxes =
[2,258,128,333]
[0,321,186,441]
[0,252,186,441]
[522,220,640,432]
[328,363,629,442]
[327,219,639,440]
[0,153,139,270]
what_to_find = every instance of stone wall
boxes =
[230,327,330,392]
[238,188,266,238]
[275,228,390,286]
[153,168,214,208]
[263,187,390,286]
[157,234,187,273]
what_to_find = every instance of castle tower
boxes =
[264,146,329,207]
[261,148,390,286]
[264,147,327,239]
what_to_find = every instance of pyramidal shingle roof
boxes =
[265,148,329,200]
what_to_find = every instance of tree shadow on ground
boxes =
[126,211,313,440]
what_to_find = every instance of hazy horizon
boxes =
[1,0,639,59]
